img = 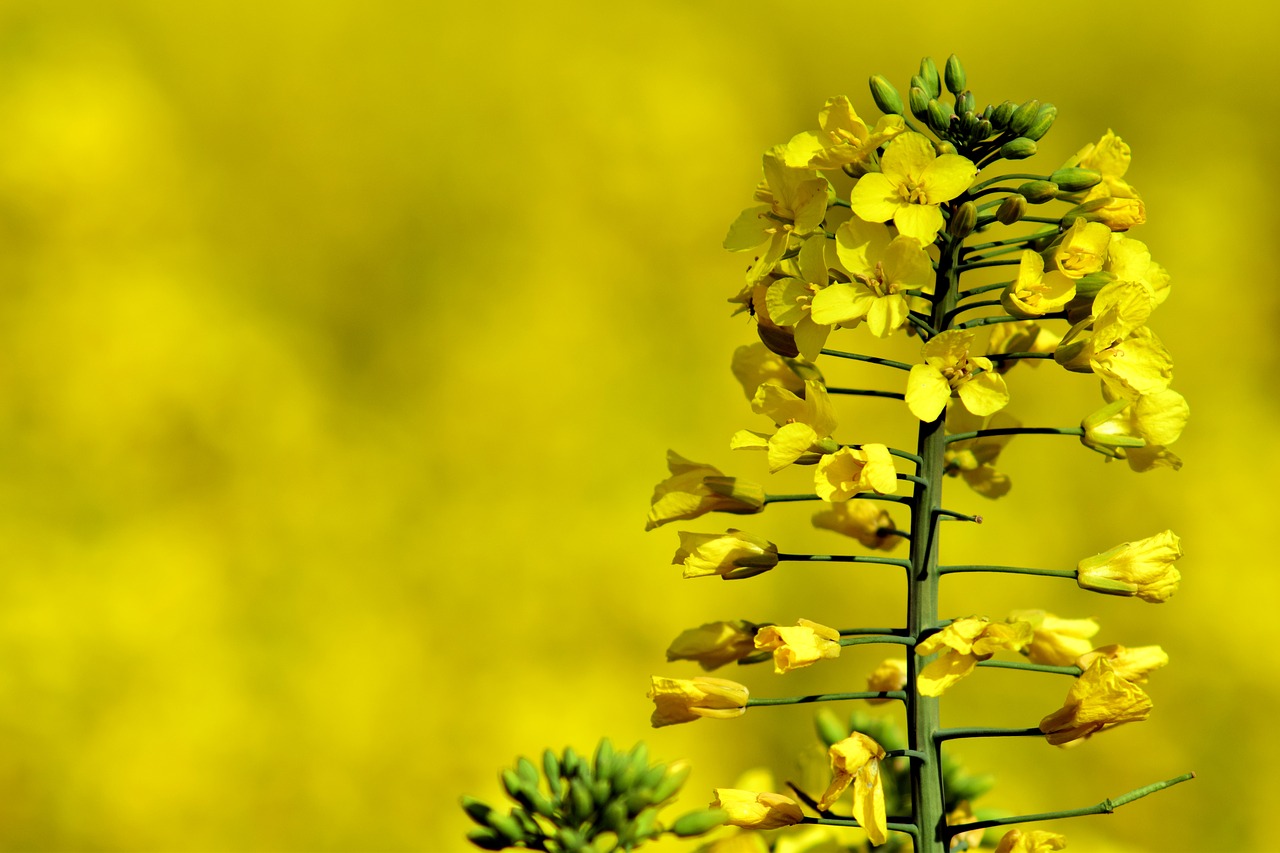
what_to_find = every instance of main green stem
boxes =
[906,222,963,852]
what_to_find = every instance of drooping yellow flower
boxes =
[1060,129,1145,230]
[724,147,830,281]
[1076,530,1182,602]
[1077,644,1168,684]
[814,445,898,500]
[1001,250,1076,318]
[1039,658,1153,746]
[710,789,804,830]
[1055,281,1172,402]
[811,500,901,550]
[764,237,837,360]
[987,320,1061,374]
[993,828,1068,853]
[1009,610,1100,667]
[1081,386,1188,471]
[674,530,780,580]
[905,329,1010,422]
[731,379,838,472]
[647,451,766,531]
[915,616,1034,697]
[666,621,760,671]
[754,618,841,674]
[783,95,906,174]
[817,733,887,845]
[943,407,1018,499]
[648,676,749,728]
[865,658,907,704]
[849,132,977,244]
[808,218,932,337]
[730,343,811,400]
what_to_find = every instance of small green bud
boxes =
[1017,180,1058,203]
[570,778,595,822]
[591,778,611,806]
[948,201,978,239]
[487,811,527,844]
[1024,103,1057,141]
[909,86,930,120]
[816,708,848,747]
[543,750,564,798]
[944,54,966,94]
[957,90,975,115]
[919,56,941,98]
[973,119,993,141]
[999,137,1038,160]
[670,809,729,837]
[631,809,660,842]
[650,762,691,803]
[517,756,540,787]
[869,74,904,115]
[991,100,1016,128]
[996,195,1026,225]
[981,103,994,121]
[1008,99,1041,135]
[936,140,958,156]
[636,763,666,791]
[958,111,978,137]
[526,789,557,819]
[927,98,953,135]
[625,788,654,816]
[558,827,585,852]
[502,768,526,800]
[562,746,581,776]
[467,827,509,851]
[461,796,494,826]
[1074,271,1115,300]
[601,800,628,833]
[593,738,615,780]
[1050,167,1103,192]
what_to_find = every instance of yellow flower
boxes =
[808,218,932,337]
[944,408,1018,499]
[814,445,898,500]
[711,789,804,830]
[1105,233,1170,305]
[783,95,906,174]
[865,658,907,704]
[811,500,901,550]
[754,618,841,674]
[648,676,749,728]
[731,379,838,472]
[905,329,1010,422]
[764,237,837,360]
[993,828,1067,852]
[724,147,830,281]
[1001,250,1076,318]
[817,733,887,845]
[1076,530,1182,602]
[1077,644,1168,684]
[1081,386,1188,470]
[1060,129,1145,230]
[666,621,760,671]
[987,320,1061,374]
[1009,610,1100,667]
[849,132,977,244]
[1038,658,1152,746]
[947,803,985,852]
[647,451,766,531]
[730,343,811,400]
[1045,218,1112,279]
[1056,282,1172,402]
[674,530,779,580]
[915,616,1034,697]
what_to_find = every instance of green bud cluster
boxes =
[462,739,724,852]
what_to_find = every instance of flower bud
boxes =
[958,111,978,137]
[909,85,930,120]
[990,100,1016,128]
[1024,103,1057,140]
[1008,99,1040,135]
[1050,167,1103,192]
[936,140,958,156]
[957,89,975,115]
[1017,180,1058,203]
[944,54,966,94]
[869,74,903,115]
[948,201,978,238]
[670,809,729,837]
[919,56,941,98]
[815,709,848,747]
[927,98,953,135]
[999,137,1037,160]
[973,118,993,141]
[995,195,1026,224]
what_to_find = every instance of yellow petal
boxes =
[906,364,950,422]
[893,202,944,245]
[848,174,899,223]
[920,153,978,203]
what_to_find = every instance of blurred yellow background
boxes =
[0,0,1270,850]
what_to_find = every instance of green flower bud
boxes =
[670,809,729,837]
[999,137,1038,160]
[601,800,628,833]
[543,749,564,798]
[944,54,966,95]
[957,90,976,115]
[948,201,978,238]
[651,762,691,803]
[461,796,495,826]
[815,708,848,747]
[1074,271,1115,300]
[558,827,585,852]
[958,111,978,137]
[869,74,904,115]
[517,756,540,787]
[591,777,611,806]
[636,763,666,791]
[1024,103,1057,141]
[919,56,941,98]
[927,98,953,135]
[630,809,659,843]
[996,195,1026,225]
[625,788,654,816]
[467,827,508,851]
[562,746,581,776]
[981,103,994,121]
[1017,180,1058,203]
[502,768,526,800]
[1050,167,1103,192]
[593,738,615,780]
[570,778,595,822]
[973,119,993,141]
[486,811,527,844]
[909,85,931,120]
[1008,99,1041,135]
[991,100,1016,129]
[936,140,958,156]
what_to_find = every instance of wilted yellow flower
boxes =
[648,676,749,728]
[711,789,804,830]
[730,343,810,399]
[783,95,906,174]
[731,380,838,472]
[674,530,780,580]
[993,828,1067,852]
[1002,250,1076,318]
[865,658,907,704]
[666,621,760,670]
[915,616,1034,696]
[817,733,887,845]
[1076,530,1182,602]
[724,147,829,281]
[1039,658,1153,746]
[808,218,932,337]
[944,408,1018,499]
[849,132,977,244]
[647,451,766,531]
[1010,610,1100,667]
[814,445,898,500]
[754,618,841,674]
[906,329,1009,422]
[1077,644,1168,684]
[811,500,900,550]
[764,237,837,360]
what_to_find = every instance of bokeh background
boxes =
[0,0,1271,850]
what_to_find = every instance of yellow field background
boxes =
[0,1,1269,850]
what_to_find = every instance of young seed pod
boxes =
[999,137,1038,160]
[1017,180,1059,203]
[1008,99,1041,135]
[996,195,1027,224]
[1024,103,1057,141]
[944,54,967,94]
[870,74,904,115]
[919,56,941,98]
[1050,167,1104,192]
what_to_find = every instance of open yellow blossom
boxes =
[647,451,766,531]
[1060,129,1145,230]
[730,343,811,399]
[817,733,887,845]
[906,329,1009,422]
[915,616,1034,697]
[674,530,779,580]
[1010,610,1100,667]
[711,789,804,830]
[1039,658,1153,746]
[1056,281,1172,401]
[764,237,837,360]
[1001,250,1076,318]
[993,828,1067,853]
[666,621,760,671]
[811,500,901,550]
[754,618,841,674]
[784,95,906,174]
[1081,386,1188,470]
[814,445,898,500]
[648,676,749,728]
[849,132,977,244]
[865,658,907,704]
[1077,644,1168,684]
[1077,530,1182,602]
[1046,218,1112,279]
[944,408,1018,499]
[731,379,838,472]
[1105,233,1170,305]
[808,218,932,337]
[724,146,829,281]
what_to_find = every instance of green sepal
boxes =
[670,809,729,837]
[569,778,595,822]
[501,768,526,800]
[593,738,615,781]
[561,746,581,777]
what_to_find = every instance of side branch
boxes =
[938,564,1075,579]
[747,691,908,707]
[820,348,914,371]
[945,427,1084,444]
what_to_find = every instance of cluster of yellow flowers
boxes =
[642,56,1191,853]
